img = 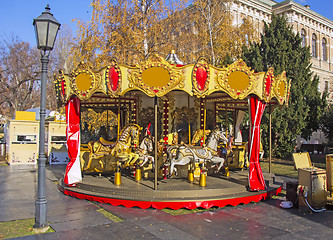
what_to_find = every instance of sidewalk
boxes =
[0,164,332,239]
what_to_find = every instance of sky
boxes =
[0,0,92,46]
[0,0,332,47]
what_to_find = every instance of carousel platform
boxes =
[58,170,282,210]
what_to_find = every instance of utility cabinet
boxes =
[298,167,327,208]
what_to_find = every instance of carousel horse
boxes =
[85,123,142,170]
[136,136,154,168]
[167,127,228,177]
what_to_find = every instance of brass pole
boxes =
[269,104,272,174]
[154,96,158,190]
[117,98,121,140]
[203,102,207,144]
[225,109,228,137]
[107,108,109,138]
[188,95,191,144]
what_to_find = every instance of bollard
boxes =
[135,166,142,181]
[114,160,121,185]
[114,172,121,185]
[188,170,194,182]
[199,168,207,187]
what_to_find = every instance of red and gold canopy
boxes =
[54,54,290,106]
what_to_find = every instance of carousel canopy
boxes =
[54,54,290,107]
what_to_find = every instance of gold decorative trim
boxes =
[263,67,274,102]
[192,57,210,97]
[54,70,67,106]
[272,71,288,105]
[70,62,100,100]
[215,59,256,100]
[128,54,184,97]
[105,59,122,97]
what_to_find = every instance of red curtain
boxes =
[64,97,82,186]
[248,96,266,191]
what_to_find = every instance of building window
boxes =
[312,34,317,58]
[322,38,327,61]
[325,81,329,92]
[301,29,306,47]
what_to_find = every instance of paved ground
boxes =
[0,164,332,240]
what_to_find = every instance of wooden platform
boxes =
[58,170,282,209]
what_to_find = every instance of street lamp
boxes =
[33,5,60,229]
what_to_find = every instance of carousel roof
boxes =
[54,53,290,107]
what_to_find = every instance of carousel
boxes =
[55,52,290,209]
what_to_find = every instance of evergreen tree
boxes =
[242,14,326,158]
[301,75,327,140]
[322,104,333,145]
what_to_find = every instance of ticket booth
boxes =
[47,121,68,164]
[5,110,69,165]
[5,111,39,165]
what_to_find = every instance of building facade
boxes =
[231,0,333,101]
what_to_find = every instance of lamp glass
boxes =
[33,6,60,51]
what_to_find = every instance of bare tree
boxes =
[0,36,40,120]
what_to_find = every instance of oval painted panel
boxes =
[278,81,285,97]
[227,71,249,91]
[61,80,66,97]
[76,72,92,91]
[265,75,271,96]
[142,67,170,88]
[196,66,208,90]
[109,67,119,91]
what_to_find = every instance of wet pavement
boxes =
[0,164,332,239]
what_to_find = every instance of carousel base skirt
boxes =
[58,171,282,210]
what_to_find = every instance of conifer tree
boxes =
[242,14,326,158]
[322,104,333,145]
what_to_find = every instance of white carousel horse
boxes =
[167,128,228,177]
[86,123,142,170]
[136,136,155,169]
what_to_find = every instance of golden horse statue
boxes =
[85,123,142,171]
[191,129,211,145]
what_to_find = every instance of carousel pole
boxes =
[154,96,158,190]
[225,109,228,137]
[188,95,191,144]
[200,99,207,187]
[269,104,272,174]
[117,98,121,140]
[203,101,207,144]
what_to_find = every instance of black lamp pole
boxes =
[33,5,60,229]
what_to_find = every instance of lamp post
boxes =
[33,5,60,229]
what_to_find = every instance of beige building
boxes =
[230,0,333,101]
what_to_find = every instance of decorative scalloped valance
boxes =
[54,54,291,105]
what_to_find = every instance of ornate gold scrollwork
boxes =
[54,70,67,106]
[263,67,274,102]
[70,62,101,100]
[192,57,210,97]
[128,54,185,97]
[272,71,288,105]
[215,59,256,99]
[105,59,122,97]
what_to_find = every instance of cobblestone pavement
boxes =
[0,164,332,240]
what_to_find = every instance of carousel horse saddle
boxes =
[99,137,116,147]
